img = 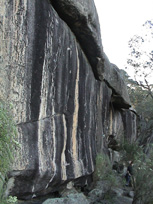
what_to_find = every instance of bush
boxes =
[119,139,141,163]
[0,196,18,204]
[93,153,119,189]
[132,148,153,204]
[120,140,153,204]
[0,101,18,201]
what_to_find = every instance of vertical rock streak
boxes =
[50,114,57,181]
[61,114,67,181]
[71,45,81,178]
[37,19,51,175]
[39,52,48,120]
[30,0,48,121]
[0,0,137,198]
[37,8,57,184]
[88,93,95,173]
[109,109,113,135]
[38,121,44,175]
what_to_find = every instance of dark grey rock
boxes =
[42,193,89,204]
[88,181,133,204]
[111,187,124,197]
[51,0,131,108]
[124,190,134,198]
[0,0,137,200]
[51,0,103,79]
[122,110,137,142]
[128,191,134,198]
[88,188,104,203]
[113,196,133,204]
[98,54,131,108]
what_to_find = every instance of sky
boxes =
[94,0,153,78]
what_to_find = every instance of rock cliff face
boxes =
[0,0,136,199]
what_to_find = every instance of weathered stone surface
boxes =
[43,193,89,204]
[113,196,133,204]
[122,110,137,142]
[51,0,131,108]
[88,180,133,204]
[97,54,131,109]
[88,188,104,203]
[1,0,97,199]
[0,0,137,200]
[51,0,103,79]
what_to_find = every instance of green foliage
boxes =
[132,148,153,204]
[120,69,153,151]
[0,101,17,175]
[119,140,142,163]
[6,196,18,203]
[122,21,153,151]
[94,143,153,203]
[0,196,18,204]
[126,20,153,94]
[0,101,18,201]
[127,82,153,150]
[94,153,119,188]
[120,140,153,204]
[120,69,153,118]
[128,85,153,119]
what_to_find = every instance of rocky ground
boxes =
[17,179,134,204]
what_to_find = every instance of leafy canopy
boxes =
[126,20,153,99]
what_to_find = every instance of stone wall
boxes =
[0,0,136,199]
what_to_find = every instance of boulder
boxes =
[113,196,133,204]
[88,188,104,203]
[42,193,89,204]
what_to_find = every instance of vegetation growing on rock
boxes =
[0,101,18,203]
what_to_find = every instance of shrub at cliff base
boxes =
[0,101,18,203]
[132,148,153,204]
[119,140,141,163]
[93,153,119,197]
[120,140,153,204]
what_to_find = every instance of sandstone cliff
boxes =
[0,0,136,199]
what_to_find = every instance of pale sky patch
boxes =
[94,0,153,75]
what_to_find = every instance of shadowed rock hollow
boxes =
[0,0,136,200]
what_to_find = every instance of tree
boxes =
[121,20,153,150]
[126,20,153,99]
[120,69,153,151]
[120,140,153,204]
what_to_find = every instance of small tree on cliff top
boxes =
[120,69,153,150]
[126,20,153,99]
[122,20,153,149]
